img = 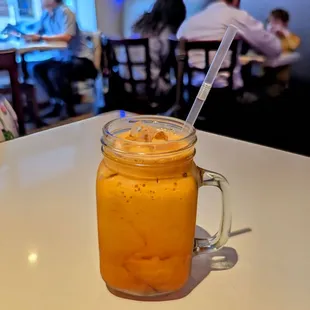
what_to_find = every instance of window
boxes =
[0,0,76,18]
[65,0,75,8]
[0,0,9,17]
[18,0,33,17]
[0,0,33,18]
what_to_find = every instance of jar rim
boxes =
[102,115,197,156]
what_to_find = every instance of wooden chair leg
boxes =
[23,84,45,128]
[29,86,40,126]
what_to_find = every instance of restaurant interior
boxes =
[1,1,310,308]
[0,0,309,157]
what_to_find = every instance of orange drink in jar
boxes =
[96,116,231,297]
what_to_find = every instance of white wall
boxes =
[76,0,97,31]
[95,0,124,36]
[95,0,209,37]
[122,0,209,36]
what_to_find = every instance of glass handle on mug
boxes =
[194,169,232,254]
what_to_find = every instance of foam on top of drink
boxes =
[125,122,181,143]
[110,122,188,156]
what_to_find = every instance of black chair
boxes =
[174,39,239,133]
[104,37,177,114]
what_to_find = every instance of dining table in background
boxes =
[0,40,68,80]
[0,40,68,134]
[239,51,301,67]
[0,40,68,54]
[0,111,309,310]
[239,51,301,95]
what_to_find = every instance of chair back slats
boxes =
[84,31,102,71]
[166,39,178,76]
[144,41,152,98]
[107,38,153,98]
[180,39,239,94]
[172,39,239,115]
[124,42,136,95]
[100,35,111,76]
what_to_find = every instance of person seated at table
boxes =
[267,9,301,53]
[177,0,282,90]
[264,8,301,97]
[25,0,97,118]
[118,0,186,96]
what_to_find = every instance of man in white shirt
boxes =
[177,0,282,89]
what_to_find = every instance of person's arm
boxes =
[234,12,282,58]
[25,32,72,43]
[23,13,46,42]
[41,33,72,43]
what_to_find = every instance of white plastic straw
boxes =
[185,25,239,126]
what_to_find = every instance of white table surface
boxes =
[0,40,67,54]
[1,111,310,310]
